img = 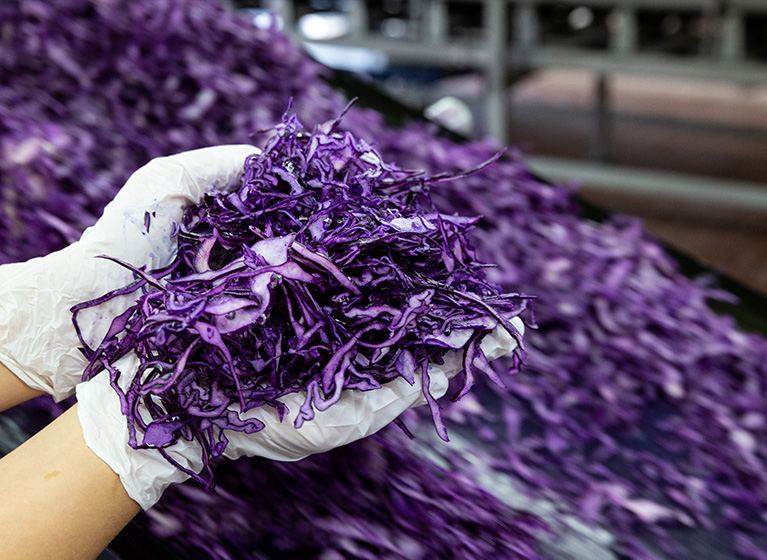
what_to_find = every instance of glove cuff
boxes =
[76,369,202,509]
[0,351,63,397]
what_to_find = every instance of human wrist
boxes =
[0,358,45,412]
[0,404,141,560]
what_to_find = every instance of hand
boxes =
[0,142,523,509]
[76,321,523,509]
[0,325,522,560]
[0,145,260,402]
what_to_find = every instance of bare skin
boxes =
[0,361,44,412]
[0,402,141,560]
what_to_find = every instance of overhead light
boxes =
[245,9,283,31]
[298,12,351,41]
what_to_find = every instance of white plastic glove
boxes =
[0,145,260,401]
[76,319,523,510]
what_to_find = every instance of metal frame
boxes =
[264,1,767,139]
[256,0,767,203]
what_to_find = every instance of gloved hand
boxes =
[0,145,260,401]
[0,143,524,511]
[76,320,523,510]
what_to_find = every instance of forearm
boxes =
[0,359,44,412]
[0,403,141,560]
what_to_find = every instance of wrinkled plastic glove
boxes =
[76,319,523,510]
[0,145,260,401]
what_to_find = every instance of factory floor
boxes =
[507,69,767,295]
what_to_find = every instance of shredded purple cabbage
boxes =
[0,0,343,264]
[364,117,767,558]
[3,0,767,558]
[146,430,549,560]
[73,108,530,487]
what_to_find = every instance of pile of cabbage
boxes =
[0,0,337,264]
[3,0,767,559]
[75,109,528,486]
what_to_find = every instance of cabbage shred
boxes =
[73,108,530,487]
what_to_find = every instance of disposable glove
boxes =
[76,320,523,510]
[0,145,260,401]
[0,143,524,510]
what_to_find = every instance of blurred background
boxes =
[235,0,767,294]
